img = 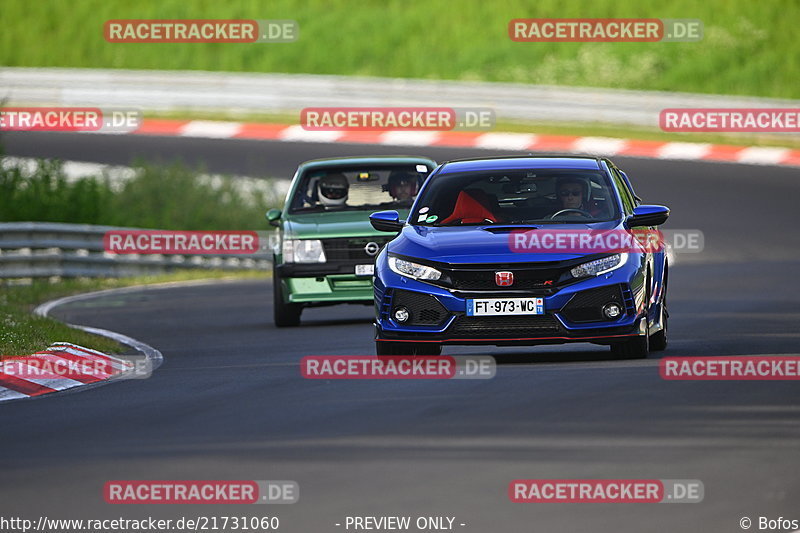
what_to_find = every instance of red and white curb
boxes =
[132,119,800,168]
[0,287,165,403]
[0,343,134,401]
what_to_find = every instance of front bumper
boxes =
[374,257,648,346]
[277,264,373,304]
[376,317,644,346]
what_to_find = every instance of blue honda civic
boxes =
[370,155,669,358]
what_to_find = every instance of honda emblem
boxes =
[495,271,514,287]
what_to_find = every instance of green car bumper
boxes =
[275,263,375,304]
[282,274,373,304]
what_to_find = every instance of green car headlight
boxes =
[388,256,441,281]
[570,253,628,278]
[282,239,327,263]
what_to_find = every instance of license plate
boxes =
[467,298,544,316]
[355,264,374,276]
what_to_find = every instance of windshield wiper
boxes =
[482,225,540,233]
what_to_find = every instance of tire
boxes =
[610,332,649,359]
[649,267,669,352]
[376,341,406,356]
[376,341,442,356]
[649,300,668,352]
[414,343,443,356]
[273,268,302,327]
[612,281,650,359]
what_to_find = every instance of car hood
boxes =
[284,209,410,239]
[388,222,623,264]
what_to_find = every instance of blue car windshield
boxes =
[411,169,621,226]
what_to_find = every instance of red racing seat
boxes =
[441,189,499,224]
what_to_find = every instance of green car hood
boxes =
[283,209,410,239]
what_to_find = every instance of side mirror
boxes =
[626,205,669,227]
[370,210,404,232]
[266,208,282,227]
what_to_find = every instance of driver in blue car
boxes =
[555,176,602,217]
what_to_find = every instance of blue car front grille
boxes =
[391,290,449,326]
[561,284,626,323]
[378,288,394,322]
[438,263,568,291]
[621,284,636,315]
[446,315,561,338]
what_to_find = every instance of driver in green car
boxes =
[387,169,419,205]
[317,173,350,208]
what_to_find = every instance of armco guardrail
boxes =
[0,222,271,279]
[3,67,800,128]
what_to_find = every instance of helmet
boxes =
[387,170,419,199]
[317,173,349,207]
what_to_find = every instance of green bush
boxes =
[0,159,113,224]
[0,155,280,230]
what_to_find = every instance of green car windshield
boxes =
[289,165,430,214]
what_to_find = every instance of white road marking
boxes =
[180,120,243,138]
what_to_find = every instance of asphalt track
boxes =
[1,131,800,532]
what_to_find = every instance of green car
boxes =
[267,156,437,327]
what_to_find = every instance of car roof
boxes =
[437,155,603,174]
[299,155,437,171]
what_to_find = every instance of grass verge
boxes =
[2,0,798,99]
[0,270,267,357]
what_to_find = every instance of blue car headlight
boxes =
[570,253,628,278]
[388,255,442,281]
